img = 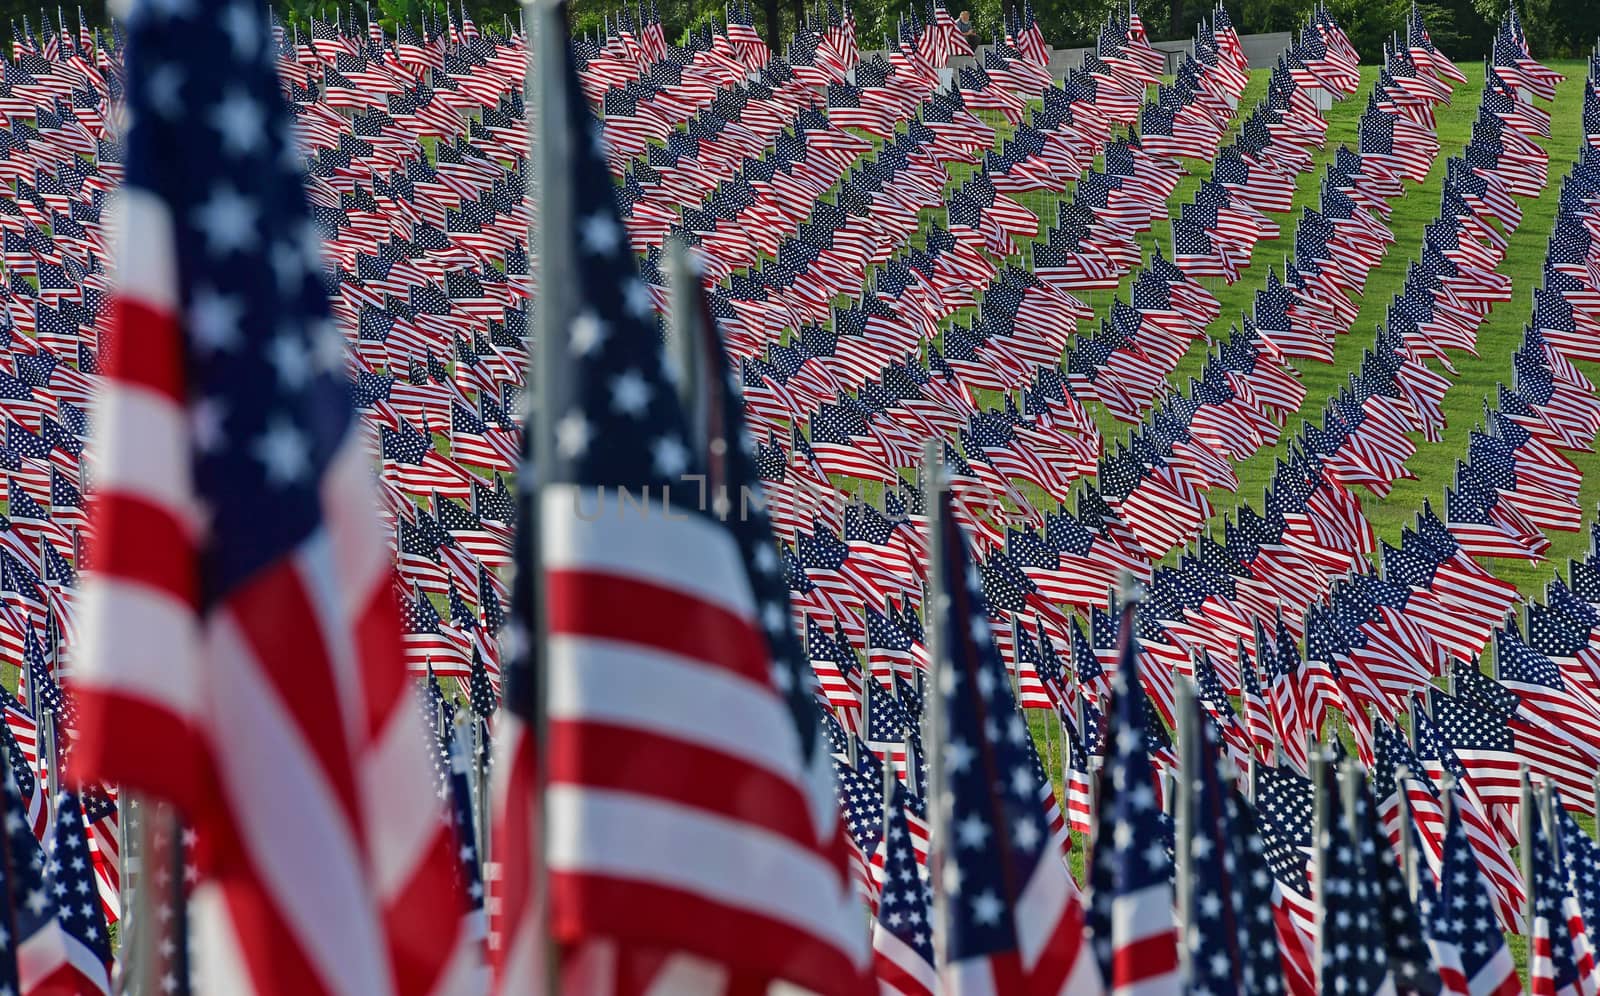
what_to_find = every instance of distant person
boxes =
[956,10,974,38]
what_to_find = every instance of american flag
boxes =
[1417,794,1519,996]
[17,790,111,994]
[932,496,1098,994]
[1316,774,1398,995]
[1353,775,1440,992]
[1180,687,1251,994]
[1551,801,1600,965]
[1527,809,1600,996]
[494,11,865,990]
[71,4,472,993]
[1085,595,1178,996]
[871,780,937,996]
[1222,780,1298,995]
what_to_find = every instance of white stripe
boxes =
[541,485,756,622]
[360,676,446,901]
[422,921,489,996]
[110,189,179,313]
[74,581,205,721]
[642,952,732,995]
[871,925,939,995]
[546,785,861,957]
[546,634,805,784]
[1469,946,1517,995]
[1110,882,1178,946]
[19,922,109,994]
[88,383,201,530]
[318,432,394,622]
[294,532,370,790]
[495,915,545,996]
[191,880,260,996]
[1014,855,1075,969]
[206,611,394,996]
[291,518,448,921]
[1112,970,1181,996]
[17,925,69,993]
[944,958,1002,996]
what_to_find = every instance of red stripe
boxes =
[491,723,536,982]
[385,816,470,996]
[210,805,341,996]
[354,580,410,735]
[22,960,109,996]
[228,562,363,838]
[546,570,770,688]
[548,874,870,996]
[871,947,935,996]
[104,298,185,402]
[1112,927,1180,986]
[69,689,212,818]
[86,494,197,605]
[548,722,831,851]
[1028,888,1089,993]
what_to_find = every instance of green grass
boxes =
[1181,63,1600,600]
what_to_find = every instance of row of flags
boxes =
[0,0,1591,992]
[503,0,1600,993]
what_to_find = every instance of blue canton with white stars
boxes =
[122,0,353,599]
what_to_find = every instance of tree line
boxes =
[0,0,1592,75]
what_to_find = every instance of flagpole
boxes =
[1310,738,1327,992]
[526,0,565,990]
[1172,670,1196,986]
[1337,760,1361,846]
[1394,763,1415,899]
[861,646,874,755]
[1592,769,1599,831]
[119,796,160,996]
[41,706,57,804]
[920,438,948,974]
[665,237,705,445]
[1519,765,1533,966]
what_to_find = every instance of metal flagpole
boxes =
[1519,765,1534,969]
[665,237,705,450]
[921,439,949,972]
[525,1,564,989]
[41,707,57,804]
[120,797,166,996]
[861,650,873,760]
[1395,764,1415,899]
[1173,672,1197,985]
[1338,761,1361,845]
[473,717,490,868]
[1310,739,1328,992]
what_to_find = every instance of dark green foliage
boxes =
[0,0,1583,66]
